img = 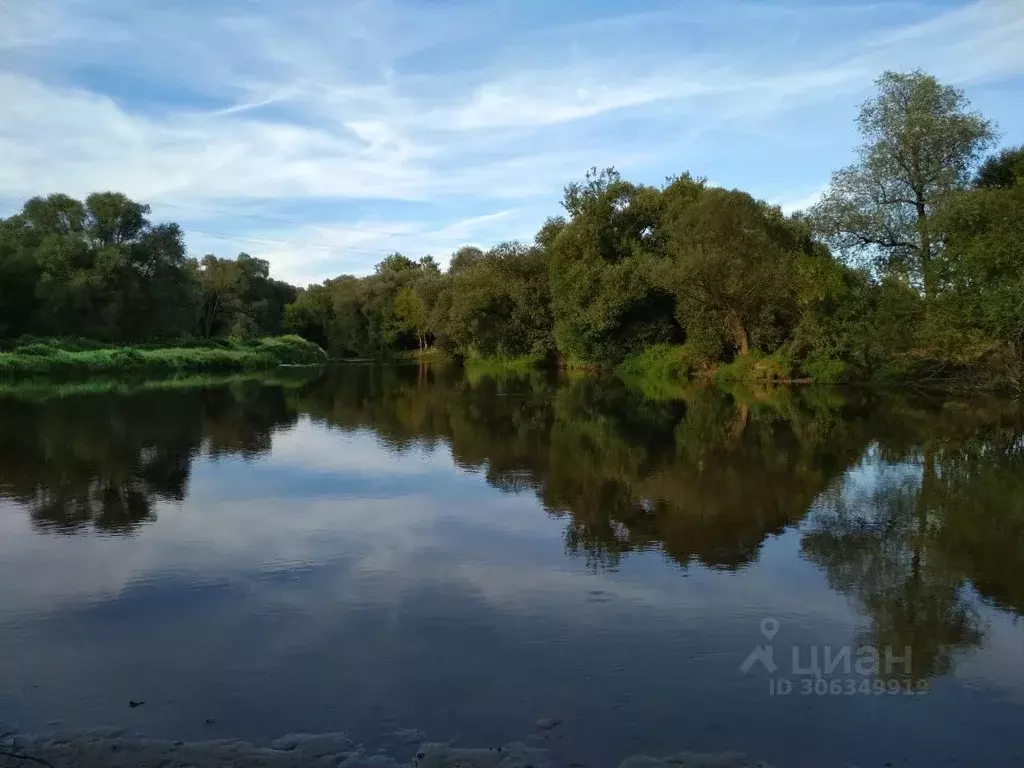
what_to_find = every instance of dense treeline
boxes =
[0,193,296,342]
[288,70,1023,390]
[3,69,1020,389]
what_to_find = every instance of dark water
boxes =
[1,366,1023,767]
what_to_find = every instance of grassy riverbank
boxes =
[614,344,795,400]
[0,336,327,378]
[612,342,1019,397]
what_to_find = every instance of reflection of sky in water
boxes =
[0,417,1022,768]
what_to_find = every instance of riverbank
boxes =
[0,336,327,378]
[611,343,1021,398]
[0,725,772,768]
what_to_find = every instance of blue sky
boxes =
[2,0,1022,285]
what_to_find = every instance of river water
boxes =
[0,365,1022,767]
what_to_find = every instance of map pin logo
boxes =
[760,618,780,641]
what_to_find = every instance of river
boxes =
[0,365,1021,767]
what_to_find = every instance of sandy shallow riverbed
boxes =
[0,725,772,768]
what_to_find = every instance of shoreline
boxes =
[0,337,327,379]
[0,725,772,768]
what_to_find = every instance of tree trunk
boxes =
[727,312,750,356]
[204,294,221,338]
[916,195,934,299]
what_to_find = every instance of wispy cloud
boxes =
[2,0,1022,281]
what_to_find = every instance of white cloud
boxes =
[2,0,1023,279]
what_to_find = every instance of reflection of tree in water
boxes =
[298,366,875,571]
[801,401,1024,680]
[541,383,878,570]
[802,458,985,680]
[0,383,298,534]
[5,365,1021,668]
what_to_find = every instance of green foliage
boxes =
[199,252,296,339]
[715,350,793,384]
[445,242,554,360]
[1,193,294,345]
[800,350,850,384]
[974,145,1024,190]
[793,268,925,382]
[616,343,705,383]
[931,179,1024,390]
[0,336,325,377]
[4,70,1022,393]
[659,185,814,357]
[811,70,995,296]
[547,168,682,365]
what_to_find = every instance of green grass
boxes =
[614,343,713,399]
[0,335,327,378]
[615,344,807,400]
[714,349,794,384]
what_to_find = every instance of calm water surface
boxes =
[0,366,1022,767]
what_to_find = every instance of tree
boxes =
[447,246,484,275]
[199,255,243,338]
[660,187,809,357]
[974,145,1024,190]
[0,192,202,340]
[84,192,150,247]
[0,214,42,338]
[811,70,995,297]
[444,242,553,359]
[285,284,334,350]
[548,168,680,364]
[932,180,1024,389]
[394,285,428,351]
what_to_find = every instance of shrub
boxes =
[716,350,793,384]
[801,350,850,384]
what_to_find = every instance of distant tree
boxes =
[394,285,428,351]
[284,284,334,350]
[974,145,1024,190]
[445,242,553,359]
[375,252,418,274]
[199,255,243,338]
[812,70,996,297]
[448,246,484,275]
[418,255,441,274]
[535,217,567,251]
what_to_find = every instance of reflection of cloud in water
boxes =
[267,419,457,477]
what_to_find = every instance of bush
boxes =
[801,350,850,384]
[616,342,714,382]
[14,343,59,357]
[715,350,793,384]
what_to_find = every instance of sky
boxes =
[2,0,1023,286]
